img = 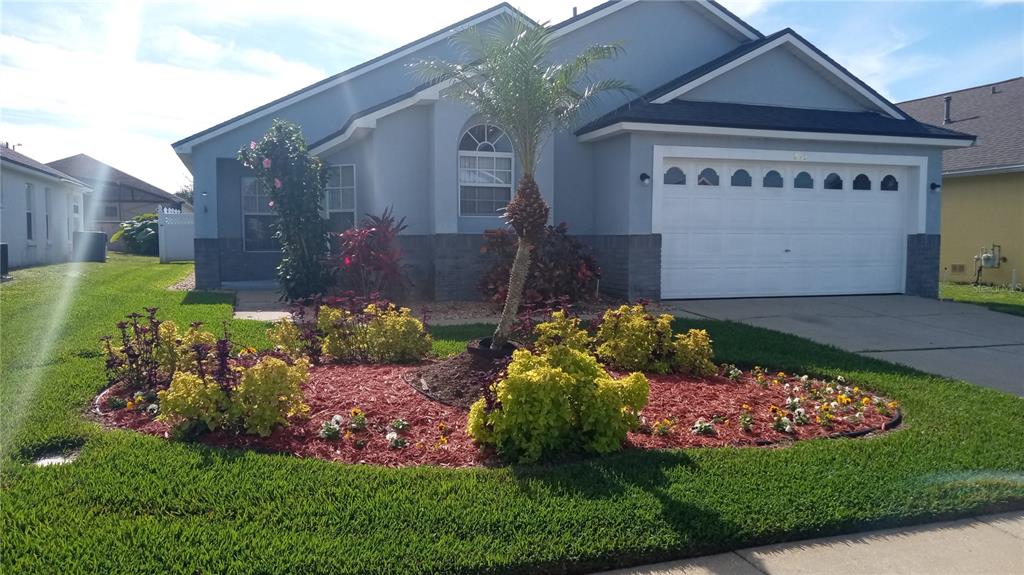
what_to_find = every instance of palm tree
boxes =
[416,14,631,348]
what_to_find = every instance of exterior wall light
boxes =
[640,173,651,186]
[930,182,942,192]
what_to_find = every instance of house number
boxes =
[793,152,808,161]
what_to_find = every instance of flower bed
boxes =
[96,362,900,467]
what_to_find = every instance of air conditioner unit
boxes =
[974,244,1001,269]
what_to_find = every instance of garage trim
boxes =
[652,146,930,238]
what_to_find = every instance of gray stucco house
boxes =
[173,0,974,300]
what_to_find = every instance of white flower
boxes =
[331,414,343,426]
[800,375,809,383]
[146,403,159,415]
[826,386,835,394]
[830,401,839,410]
[386,431,398,442]
[795,407,806,417]
[837,375,846,383]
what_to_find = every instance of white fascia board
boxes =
[578,121,976,148]
[172,6,520,155]
[1,160,92,190]
[549,0,758,41]
[651,33,907,120]
[943,164,1024,178]
[310,80,452,155]
[693,0,760,40]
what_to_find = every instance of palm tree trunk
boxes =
[491,236,532,348]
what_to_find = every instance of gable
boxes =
[680,44,870,112]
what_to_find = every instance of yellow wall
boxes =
[940,171,1024,286]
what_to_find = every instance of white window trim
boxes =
[458,150,515,218]
[325,164,357,228]
[240,176,278,253]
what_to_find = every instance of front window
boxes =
[100,202,120,221]
[25,183,34,240]
[325,165,356,232]
[458,123,513,216]
[241,176,278,251]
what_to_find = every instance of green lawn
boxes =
[2,255,1023,574]
[940,281,1024,316]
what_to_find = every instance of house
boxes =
[47,154,189,243]
[172,0,974,300]
[898,77,1023,288]
[0,144,91,269]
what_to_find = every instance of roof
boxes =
[897,77,1024,175]
[575,99,976,142]
[0,145,88,187]
[47,154,181,203]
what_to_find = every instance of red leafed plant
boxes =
[335,208,409,298]
[480,223,600,304]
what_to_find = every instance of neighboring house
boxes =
[47,154,189,242]
[172,0,974,300]
[898,77,1023,287]
[0,144,91,269]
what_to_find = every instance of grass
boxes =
[2,255,1023,574]
[940,281,1024,316]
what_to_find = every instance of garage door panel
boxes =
[660,159,908,299]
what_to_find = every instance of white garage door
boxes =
[660,158,908,299]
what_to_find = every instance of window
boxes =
[880,174,899,191]
[100,203,120,221]
[794,171,814,189]
[698,168,719,186]
[853,174,871,190]
[459,123,513,216]
[763,170,783,188]
[72,196,81,232]
[326,165,356,232]
[730,169,752,187]
[663,167,686,185]
[241,176,278,251]
[824,173,843,190]
[44,187,51,240]
[25,183,34,240]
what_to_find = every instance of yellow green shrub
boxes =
[673,329,716,376]
[316,304,431,363]
[467,346,649,463]
[534,310,591,352]
[230,357,310,437]
[595,305,675,373]
[157,371,229,432]
[267,318,305,359]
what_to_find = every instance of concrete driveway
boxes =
[663,295,1024,396]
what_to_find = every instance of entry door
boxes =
[660,159,907,299]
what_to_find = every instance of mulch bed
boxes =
[96,366,899,468]
[402,350,510,410]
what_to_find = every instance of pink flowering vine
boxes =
[263,158,272,169]
[274,178,282,189]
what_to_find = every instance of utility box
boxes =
[73,231,108,263]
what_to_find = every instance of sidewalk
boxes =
[594,511,1024,575]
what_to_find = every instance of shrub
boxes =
[672,329,716,376]
[110,213,158,255]
[467,345,648,463]
[533,310,591,352]
[479,223,600,304]
[230,357,310,437]
[595,305,675,373]
[154,320,218,376]
[335,208,410,298]
[157,372,229,432]
[316,302,431,364]
[238,120,331,301]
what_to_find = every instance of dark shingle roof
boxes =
[0,145,87,186]
[47,154,180,203]
[897,77,1024,174]
[576,99,976,141]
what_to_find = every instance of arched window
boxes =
[880,174,899,191]
[731,169,752,187]
[698,168,719,186]
[763,170,783,188]
[853,174,871,190]
[824,173,843,190]
[459,123,514,216]
[794,171,814,189]
[664,167,686,185]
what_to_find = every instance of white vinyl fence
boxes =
[158,210,194,263]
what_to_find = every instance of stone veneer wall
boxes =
[906,234,940,298]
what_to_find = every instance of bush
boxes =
[479,223,600,304]
[335,208,410,298]
[316,302,431,364]
[157,372,229,432]
[673,329,716,376]
[230,357,310,437]
[153,320,218,376]
[467,345,648,463]
[110,213,158,255]
[595,305,675,373]
[533,310,591,352]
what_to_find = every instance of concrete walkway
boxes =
[663,295,1024,396]
[595,511,1024,575]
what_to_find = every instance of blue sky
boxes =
[1,0,1021,193]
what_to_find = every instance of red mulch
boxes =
[96,366,899,468]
